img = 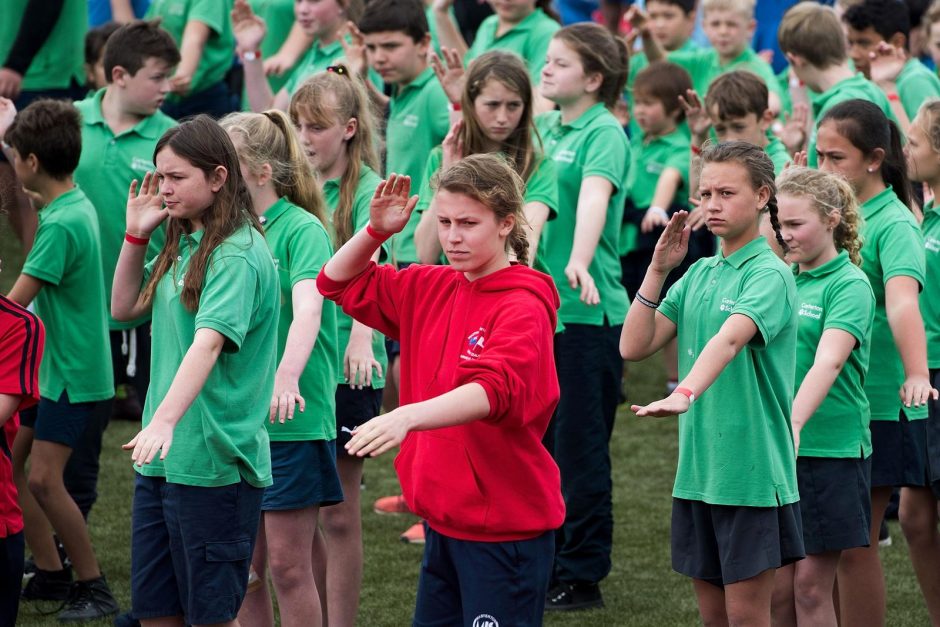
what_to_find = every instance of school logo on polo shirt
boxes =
[462,327,486,360]
[131,157,152,173]
[798,303,823,319]
[719,297,735,313]
[554,149,576,164]
[402,114,419,128]
[927,236,940,254]
[472,614,498,627]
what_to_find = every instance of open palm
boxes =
[369,174,419,234]
[126,172,168,236]
[231,0,267,52]
[650,211,690,274]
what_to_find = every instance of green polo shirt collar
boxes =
[494,7,547,38]
[925,199,938,216]
[860,186,895,220]
[261,197,293,228]
[83,89,169,140]
[178,228,205,248]
[794,249,850,279]
[397,66,436,96]
[551,102,609,133]
[706,236,768,269]
[43,186,84,217]
[719,47,757,70]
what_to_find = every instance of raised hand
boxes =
[686,197,707,231]
[126,172,168,237]
[624,5,649,35]
[263,54,291,77]
[641,207,669,233]
[338,21,368,77]
[441,120,465,170]
[432,0,455,14]
[869,41,907,87]
[678,89,711,145]
[649,210,690,274]
[231,0,267,53]
[777,103,809,154]
[0,68,22,100]
[369,174,419,235]
[430,47,466,106]
[0,97,16,140]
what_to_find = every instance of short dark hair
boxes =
[4,99,82,180]
[103,19,180,81]
[85,21,121,67]
[646,0,697,15]
[633,61,692,121]
[843,0,910,47]
[357,0,428,41]
[705,70,768,120]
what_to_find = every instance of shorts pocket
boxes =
[205,539,251,563]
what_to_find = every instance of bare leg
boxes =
[320,455,365,627]
[13,426,62,571]
[771,564,796,627]
[312,526,328,626]
[793,552,841,626]
[27,440,100,580]
[0,161,36,252]
[724,569,775,627]
[693,578,730,627]
[264,506,322,627]
[382,357,400,413]
[836,486,891,627]
[899,487,940,625]
[237,519,273,627]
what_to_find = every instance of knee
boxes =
[899,504,935,544]
[27,466,60,502]
[793,576,829,612]
[267,551,312,591]
[320,504,356,538]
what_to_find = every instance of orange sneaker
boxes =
[400,521,426,544]
[373,494,412,515]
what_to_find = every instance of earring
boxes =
[867,167,875,173]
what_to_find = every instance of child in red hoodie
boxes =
[317,153,564,626]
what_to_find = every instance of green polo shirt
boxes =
[146,0,235,101]
[0,0,85,91]
[284,36,383,96]
[387,67,451,265]
[536,103,630,326]
[859,187,927,421]
[322,166,388,389]
[247,0,298,100]
[21,187,114,403]
[659,237,799,506]
[622,128,689,256]
[921,201,940,368]
[464,9,560,84]
[625,39,699,139]
[74,89,177,330]
[140,223,277,487]
[793,251,874,458]
[896,58,940,121]
[261,198,337,440]
[807,73,896,168]
[667,46,787,114]
[766,136,791,175]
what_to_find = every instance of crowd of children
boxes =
[3,0,940,625]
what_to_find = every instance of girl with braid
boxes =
[621,141,805,627]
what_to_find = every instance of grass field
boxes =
[3,219,933,626]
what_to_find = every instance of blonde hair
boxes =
[702,0,755,18]
[289,70,381,247]
[776,166,863,266]
[778,2,847,69]
[916,99,940,154]
[434,153,530,264]
[219,110,326,224]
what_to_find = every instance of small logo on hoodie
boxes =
[472,615,498,627]
[462,327,486,360]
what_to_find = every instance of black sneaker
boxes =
[545,581,604,612]
[57,576,119,622]
[23,539,71,579]
[21,566,72,601]
[113,611,142,627]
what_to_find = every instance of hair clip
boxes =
[326,65,350,77]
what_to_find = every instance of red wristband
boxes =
[125,232,150,246]
[366,224,393,242]
[690,144,701,155]
[887,92,900,102]
[449,101,461,112]
[674,386,696,403]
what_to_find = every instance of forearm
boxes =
[242,56,276,111]
[878,82,911,134]
[150,330,224,428]
[274,22,313,65]
[650,169,681,210]
[791,360,843,432]
[642,29,666,63]
[322,227,385,282]
[403,382,490,431]
[568,195,606,267]
[523,202,549,264]
[620,269,670,359]
[432,8,468,58]
[110,0,136,22]
[888,301,931,378]
[278,304,320,380]
[677,315,754,397]
[176,21,210,79]
[363,79,389,111]
[111,241,150,321]
[0,394,22,428]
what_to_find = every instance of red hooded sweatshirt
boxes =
[318,262,565,542]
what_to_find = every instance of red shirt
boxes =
[0,295,44,537]
[319,263,565,542]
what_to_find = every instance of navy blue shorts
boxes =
[131,475,263,624]
[671,498,805,587]
[870,411,930,488]
[927,369,940,499]
[0,532,23,627]
[797,456,872,554]
[335,385,383,452]
[262,440,343,511]
[24,392,110,449]
[414,526,554,627]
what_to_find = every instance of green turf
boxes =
[14,358,934,626]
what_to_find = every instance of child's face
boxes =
[155,146,225,225]
[10,148,38,194]
[294,110,355,179]
[844,25,882,77]
[905,115,940,184]
[487,0,536,24]
[929,22,940,69]
[364,31,429,86]
[815,121,877,191]
[118,57,173,116]
[709,108,768,145]
[632,93,678,136]
[698,160,768,241]
[472,79,525,146]
[295,0,346,39]
[777,193,837,267]
[540,38,596,106]
[435,189,513,279]
[702,9,754,59]
[647,1,695,51]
